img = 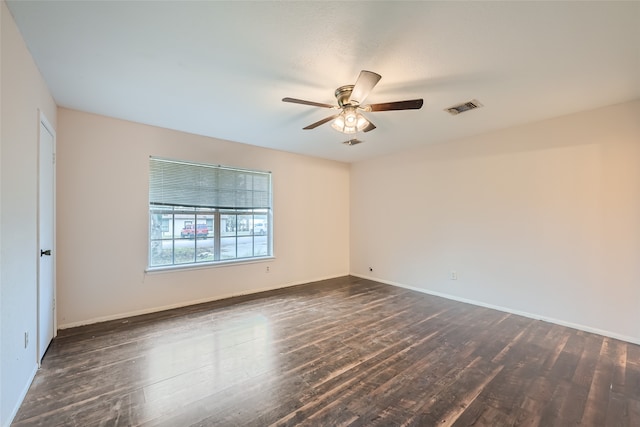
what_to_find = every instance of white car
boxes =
[253,221,267,235]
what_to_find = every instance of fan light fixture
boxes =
[331,106,370,134]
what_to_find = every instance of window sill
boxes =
[145,256,275,274]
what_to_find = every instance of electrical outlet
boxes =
[266,266,270,273]
[24,331,29,348]
[450,271,458,280]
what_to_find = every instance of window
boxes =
[148,157,272,269]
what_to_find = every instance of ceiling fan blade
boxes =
[303,114,340,130]
[366,99,424,112]
[282,97,336,109]
[348,70,382,105]
[362,120,376,133]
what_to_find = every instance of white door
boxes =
[38,116,55,362]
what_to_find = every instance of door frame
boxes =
[37,110,56,364]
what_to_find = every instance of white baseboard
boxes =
[58,274,345,329]
[4,363,38,427]
[351,273,640,346]
[59,271,640,343]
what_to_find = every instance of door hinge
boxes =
[52,153,56,164]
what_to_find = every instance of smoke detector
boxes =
[445,99,483,115]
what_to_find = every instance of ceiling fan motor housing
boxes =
[335,85,355,107]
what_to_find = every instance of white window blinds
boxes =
[149,157,271,209]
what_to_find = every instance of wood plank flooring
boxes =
[13,276,640,426]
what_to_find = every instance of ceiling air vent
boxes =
[343,138,363,146]
[445,99,483,115]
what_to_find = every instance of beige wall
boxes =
[1,1,57,425]
[351,100,640,343]
[56,108,350,327]
[3,0,638,417]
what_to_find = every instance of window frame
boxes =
[148,158,273,271]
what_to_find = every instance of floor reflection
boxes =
[140,312,275,423]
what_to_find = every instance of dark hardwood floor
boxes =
[13,276,640,426]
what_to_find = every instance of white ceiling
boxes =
[7,1,640,163]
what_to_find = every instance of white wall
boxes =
[0,1,57,425]
[351,100,640,344]
[56,108,350,327]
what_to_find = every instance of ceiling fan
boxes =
[282,70,423,135]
